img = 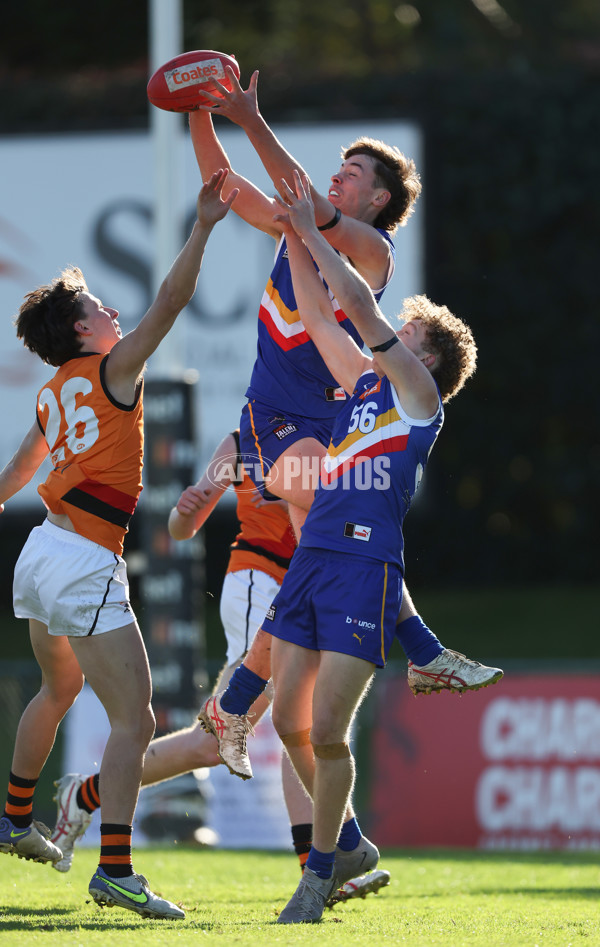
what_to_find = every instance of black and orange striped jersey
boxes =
[36,352,144,555]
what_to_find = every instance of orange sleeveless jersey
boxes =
[36,352,144,556]
[227,467,297,585]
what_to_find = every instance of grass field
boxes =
[0,847,598,946]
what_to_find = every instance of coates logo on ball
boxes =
[147,49,240,113]
[166,58,222,91]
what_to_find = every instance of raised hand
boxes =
[196,66,260,129]
[273,170,318,238]
[196,168,240,227]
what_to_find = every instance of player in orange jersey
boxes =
[50,428,315,874]
[0,170,238,919]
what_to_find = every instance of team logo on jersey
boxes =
[360,379,381,400]
[266,604,277,622]
[274,422,298,441]
[343,522,372,542]
[325,386,347,402]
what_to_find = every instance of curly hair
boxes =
[342,137,421,234]
[14,266,88,366]
[400,295,477,402]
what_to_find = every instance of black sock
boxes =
[99,823,133,878]
[291,822,313,871]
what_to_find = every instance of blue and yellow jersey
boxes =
[245,233,395,419]
[299,370,443,569]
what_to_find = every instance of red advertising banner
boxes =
[368,673,600,850]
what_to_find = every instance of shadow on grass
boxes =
[0,905,160,931]
[0,905,246,932]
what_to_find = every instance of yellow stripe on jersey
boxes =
[261,279,303,328]
[380,563,389,665]
[322,407,408,480]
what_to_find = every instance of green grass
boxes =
[1,847,599,946]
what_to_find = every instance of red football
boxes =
[147,50,240,113]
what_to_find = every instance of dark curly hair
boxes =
[401,295,477,402]
[14,266,88,366]
[343,137,421,234]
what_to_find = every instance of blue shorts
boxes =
[240,401,335,498]
[264,546,402,668]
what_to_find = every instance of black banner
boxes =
[137,376,206,736]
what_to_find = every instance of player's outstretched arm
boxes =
[188,109,281,238]
[199,68,336,226]
[282,173,438,418]
[0,420,49,512]
[275,210,369,395]
[168,431,239,540]
[105,170,238,399]
[200,67,393,288]
[280,173,393,345]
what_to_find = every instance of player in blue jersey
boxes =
[188,78,501,898]
[236,173,499,923]
[190,71,503,706]
[189,70,420,536]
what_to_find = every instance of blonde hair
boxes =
[401,295,477,402]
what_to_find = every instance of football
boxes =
[147,50,240,113]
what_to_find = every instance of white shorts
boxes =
[219,568,281,665]
[13,519,136,637]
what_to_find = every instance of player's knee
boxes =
[309,710,352,747]
[279,727,312,749]
[42,668,85,713]
[272,706,299,741]
[270,705,286,737]
[126,703,155,751]
[142,704,156,744]
[311,739,351,760]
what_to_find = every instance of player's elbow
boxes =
[160,282,195,317]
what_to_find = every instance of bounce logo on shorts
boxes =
[346,616,376,630]
[206,452,279,494]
